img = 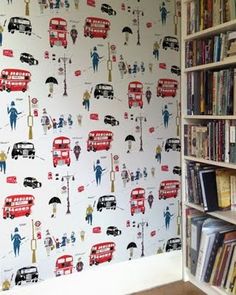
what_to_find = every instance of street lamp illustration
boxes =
[27,95,33,140]
[61,172,75,214]
[107,42,112,82]
[110,153,115,192]
[31,219,37,263]
[137,220,148,257]
[58,54,72,96]
[132,7,144,45]
[135,114,146,151]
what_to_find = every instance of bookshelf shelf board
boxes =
[186,270,228,295]
[185,202,236,225]
[184,156,236,169]
[184,19,236,41]
[183,115,236,120]
[184,58,236,73]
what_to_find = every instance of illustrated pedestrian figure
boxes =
[74,0,79,9]
[44,230,54,256]
[151,167,155,177]
[11,227,25,256]
[70,231,76,245]
[24,0,30,16]
[0,150,7,174]
[58,114,65,132]
[160,2,169,24]
[132,61,139,77]
[70,25,78,44]
[162,105,172,128]
[68,114,73,128]
[121,164,130,187]
[48,0,54,9]
[155,144,162,163]
[61,233,67,249]
[143,167,148,179]
[145,87,152,104]
[93,159,105,185]
[41,108,51,135]
[140,62,145,74]
[73,141,81,161]
[55,238,60,249]
[7,101,22,130]
[64,0,70,8]
[0,24,3,46]
[135,168,142,182]
[55,0,61,8]
[153,41,160,60]
[76,257,84,272]
[80,230,85,241]
[164,206,173,229]
[90,46,103,72]
[148,191,154,208]
[118,55,127,79]
[85,204,93,225]
[148,63,153,73]
[52,118,57,132]
[130,172,135,182]
[82,89,91,111]
[7,0,13,4]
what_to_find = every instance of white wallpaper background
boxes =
[0,0,181,290]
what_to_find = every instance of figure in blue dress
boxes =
[162,105,172,128]
[11,227,25,256]
[90,47,103,72]
[160,2,169,25]
[7,101,22,130]
[164,206,173,230]
[93,159,105,185]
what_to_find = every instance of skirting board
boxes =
[3,251,182,295]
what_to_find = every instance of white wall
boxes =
[4,251,182,295]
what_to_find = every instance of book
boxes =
[196,218,231,281]
[229,122,236,164]
[230,175,236,211]
[199,169,219,212]
[215,168,231,210]
[204,228,236,282]
[190,215,208,275]
[225,245,236,292]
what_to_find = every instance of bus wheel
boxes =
[64,46,67,49]
[14,156,18,160]
[140,105,143,109]
[22,89,26,93]
[67,163,70,167]
[17,281,21,285]
[25,213,30,217]
[108,259,111,262]
[96,95,99,99]
[10,215,14,219]
[95,261,99,265]
[6,88,11,93]
[93,148,96,152]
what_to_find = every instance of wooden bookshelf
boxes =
[181,1,236,294]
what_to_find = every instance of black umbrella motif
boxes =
[45,76,58,97]
[127,242,137,260]
[122,26,133,45]
[125,134,135,153]
[48,196,61,218]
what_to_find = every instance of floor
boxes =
[132,281,206,295]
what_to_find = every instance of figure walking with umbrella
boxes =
[49,196,61,218]
[125,135,135,153]
[122,26,133,45]
[127,242,137,260]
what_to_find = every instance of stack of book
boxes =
[185,161,236,212]
[186,68,235,115]
[184,120,236,163]
[186,209,236,294]
[185,32,236,68]
[186,0,236,35]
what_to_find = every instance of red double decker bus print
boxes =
[3,194,34,219]
[0,68,31,92]
[49,17,68,48]
[128,81,143,109]
[84,17,110,39]
[158,180,180,200]
[130,187,145,216]
[87,130,113,152]
[89,242,115,265]
[55,255,73,276]
[156,78,178,98]
[52,136,71,167]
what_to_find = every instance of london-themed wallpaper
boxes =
[0,0,181,291]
